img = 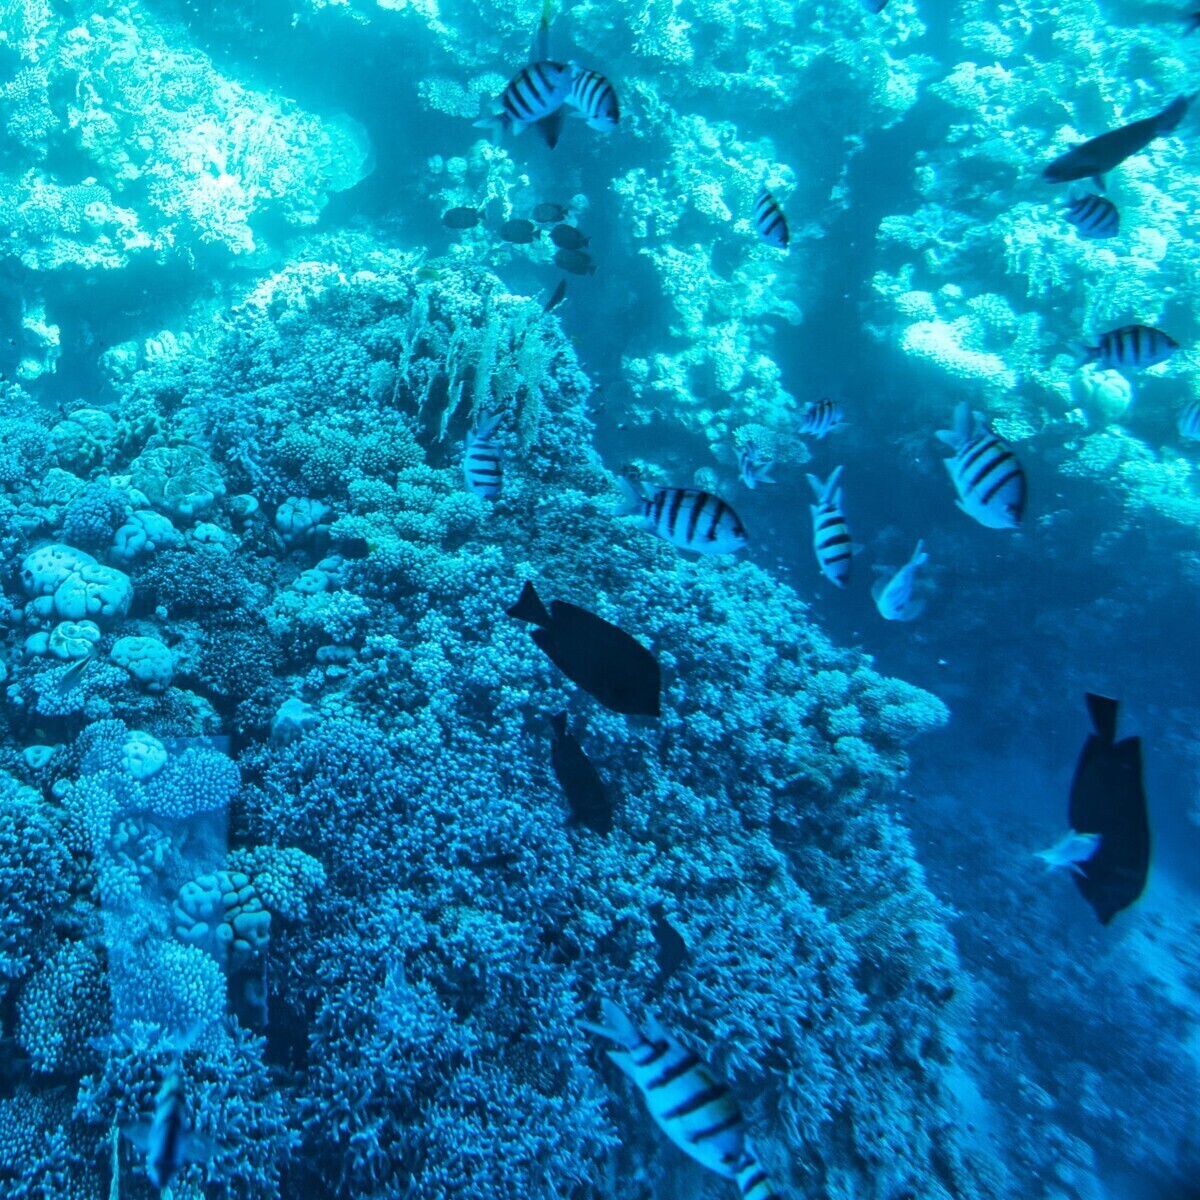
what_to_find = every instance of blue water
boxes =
[0,0,1196,1197]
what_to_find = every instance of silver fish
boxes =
[935,403,1026,530]
[464,412,503,499]
[807,466,853,587]
[616,479,748,555]
[872,540,928,621]
[1035,830,1102,876]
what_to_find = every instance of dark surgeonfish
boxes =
[550,224,589,249]
[554,247,596,275]
[443,206,482,229]
[551,712,613,833]
[500,218,539,244]
[1042,94,1194,188]
[542,278,568,314]
[1067,693,1150,925]
[532,202,569,223]
[508,581,661,717]
[649,902,688,986]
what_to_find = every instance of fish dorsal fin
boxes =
[1085,693,1119,743]
[507,581,552,627]
[532,0,552,58]
[121,1122,152,1153]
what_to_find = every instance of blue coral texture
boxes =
[0,0,1196,1198]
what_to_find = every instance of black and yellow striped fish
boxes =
[464,412,503,499]
[580,1001,746,1178]
[753,188,789,250]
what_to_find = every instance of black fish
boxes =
[532,202,568,222]
[508,581,661,717]
[554,247,596,276]
[543,279,568,313]
[649,902,688,986]
[1068,693,1150,925]
[551,224,589,250]
[1043,94,1193,188]
[550,712,613,833]
[860,0,888,13]
[443,206,482,229]
[501,218,539,244]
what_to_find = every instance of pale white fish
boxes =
[1035,830,1102,876]
[872,539,929,621]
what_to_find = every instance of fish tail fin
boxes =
[614,476,646,517]
[578,999,639,1048]
[934,401,971,448]
[121,1122,152,1153]
[911,538,929,566]
[1085,693,1119,743]
[1070,340,1096,368]
[806,465,843,504]
[473,410,502,440]
[1155,93,1193,134]
[507,581,551,627]
[472,113,510,139]
[551,711,568,738]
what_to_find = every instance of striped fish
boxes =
[799,397,846,438]
[1064,192,1119,238]
[807,466,853,587]
[738,446,775,489]
[753,189,789,250]
[475,60,574,136]
[580,1001,746,1178]
[464,412,503,499]
[567,68,619,130]
[122,1071,213,1190]
[616,479,748,555]
[1177,400,1200,441]
[935,403,1026,530]
[732,1140,784,1200]
[1076,324,1178,371]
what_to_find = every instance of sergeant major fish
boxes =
[1075,324,1179,371]
[1043,94,1194,189]
[475,60,574,137]
[808,466,853,587]
[799,397,846,438]
[737,445,775,489]
[935,403,1026,530]
[1177,400,1200,440]
[1064,192,1119,238]
[753,189,789,250]
[123,1071,212,1191]
[872,540,928,621]
[567,68,620,130]
[616,479,748,555]
[579,1001,748,1179]
[464,412,503,499]
[732,1140,784,1200]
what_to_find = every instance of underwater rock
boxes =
[130,444,226,525]
[111,509,180,565]
[47,619,102,661]
[121,730,168,781]
[111,636,174,693]
[51,408,117,474]
[276,496,332,546]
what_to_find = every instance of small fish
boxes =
[416,266,446,281]
[554,247,596,275]
[737,446,775,489]
[649,902,688,986]
[1064,192,1120,238]
[579,1001,746,1179]
[798,397,846,438]
[616,479,748,555]
[1043,94,1194,189]
[1068,693,1150,925]
[507,581,661,717]
[543,278,568,314]
[551,712,613,834]
[550,224,589,250]
[753,188,789,250]
[872,540,928,621]
[935,403,1026,530]
[56,654,96,696]
[1035,830,1103,876]
[1075,324,1179,371]
[1177,400,1200,440]
[123,1072,211,1191]
[567,68,620,130]
[464,412,503,499]
[442,207,482,230]
[475,61,574,136]
[532,202,569,222]
[500,218,539,244]
[860,0,887,10]
[807,466,853,587]
[732,1140,784,1200]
